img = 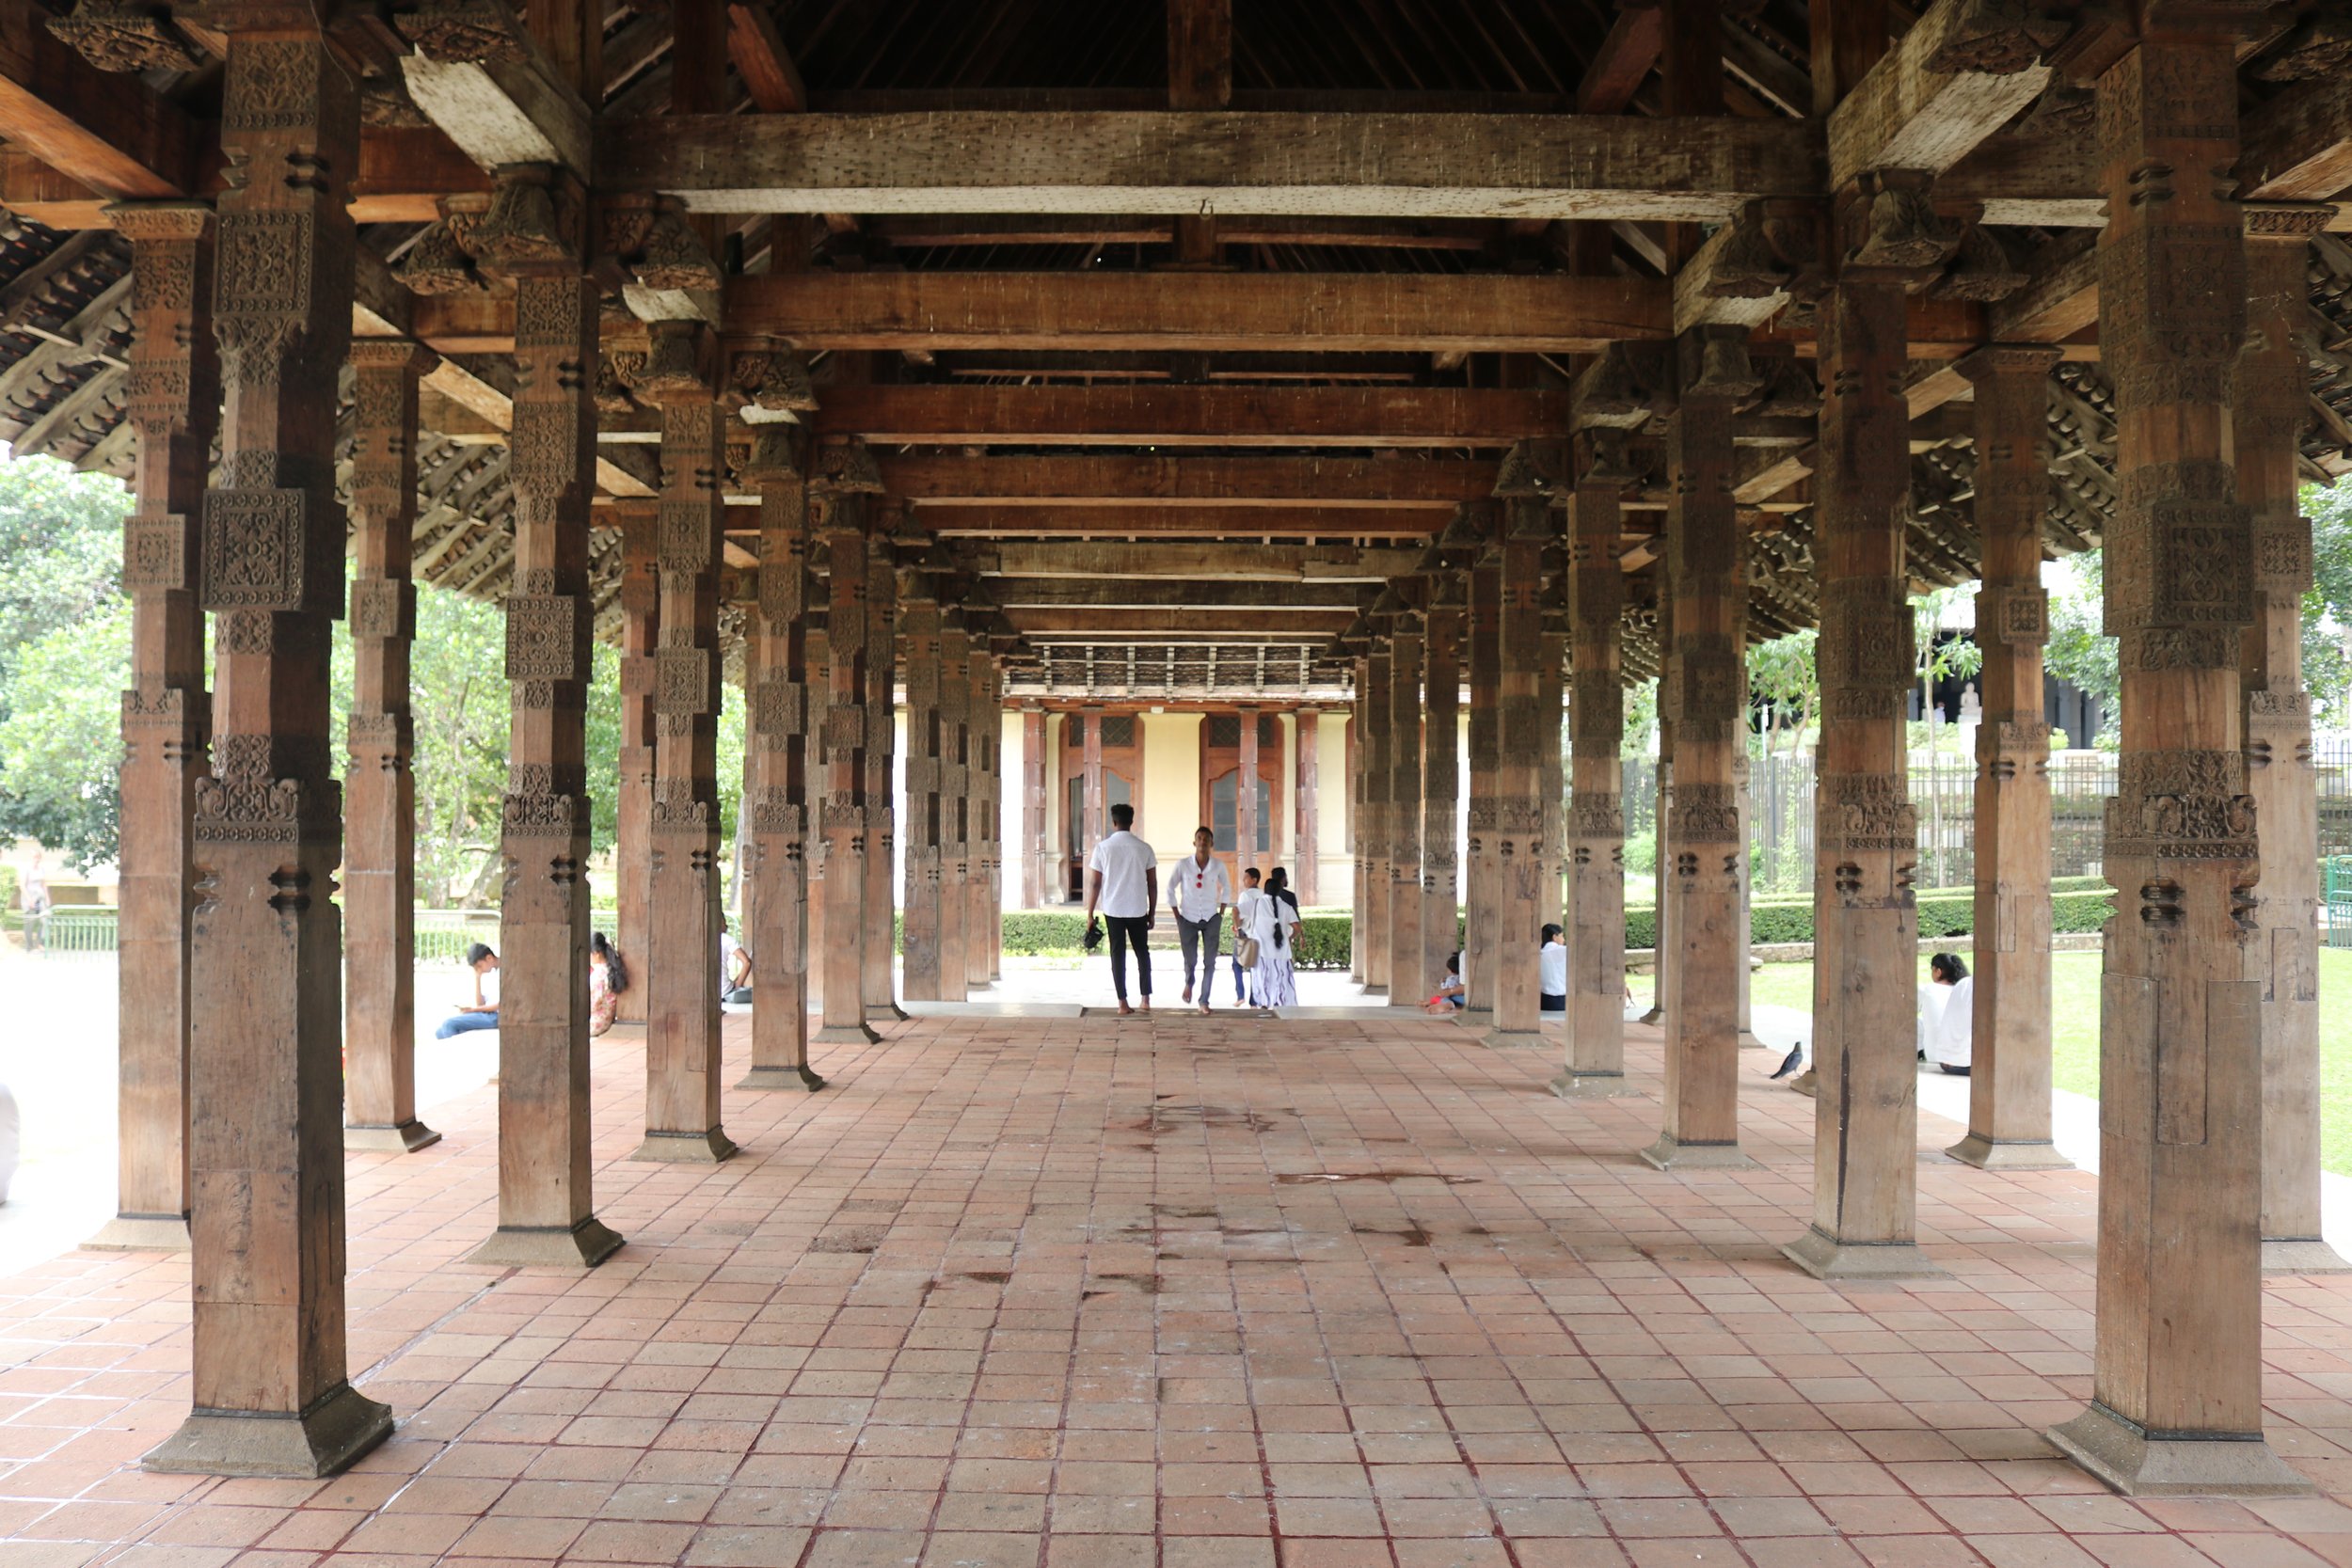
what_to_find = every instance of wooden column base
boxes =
[813,1022,883,1045]
[1945,1132,2072,1172]
[2261,1238,2352,1276]
[1549,1070,1636,1100]
[466,1216,626,1269]
[1736,1030,1768,1050]
[83,1213,189,1252]
[1637,1136,1756,1172]
[147,1384,390,1480]
[1637,1004,1664,1025]
[1781,1227,1944,1281]
[343,1120,441,1154]
[739,1064,829,1092]
[1788,1069,1818,1099]
[630,1129,739,1163]
[1453,1005,1487,1026]
[2048,1404,2313,1498]
[1482,1027,1545,1050]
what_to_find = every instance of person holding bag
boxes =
[1243,865,1303,1014]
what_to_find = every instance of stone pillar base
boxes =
[467,1216,625,1269]
[1946,1133,2074,1172]
[1549,1070,1637,1100]
[1360,985,1391,1000]
[813,1023,883,1045]
[1637,1004,1663,1025]
[1737,1030,1769,1050]
[1454,1005,1489,1027]
[1788,1069,1819,1099]
[873,1002,910,1022]
[631,1129,739,1163]
[2048,1403,2314,1497]
[1637,1136,1757,1172]
[1782,1227,1946,1281]
[344,1120,441,1154]
[2262,1238,2352,1276]
[739,1065,828,1092]
[83,1213,189,1252]
[146,1384,392,1479]
[1483,1028,1546,1050]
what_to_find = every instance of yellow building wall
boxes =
[1316,710,1353,907]
[1138,712,1202,863]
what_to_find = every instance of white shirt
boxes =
[1233,886,1263,938]
[1927,977,1974,1067]
[1539,939,1568,998]
[719,931,747,991]
[1088,830,1158,918]
[465,966,500,1011]
[1245,888,1297,947]
[1170,854,1232,922]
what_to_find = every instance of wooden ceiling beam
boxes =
[912,505,1442,538]
[878,452,1499,506]
[0,0,199,198]
[0,128,488,229]
[1827,0,2051,187]
[2241,73,2352,200]
[1579,0,1664,115]
[968,542,1424,581]
[597,110,1824,224]
[813,383,1567,447]
[400,0,593,177]
[1007,608,1356,636]
[993,579,1360,610]
[722,271,1664,354]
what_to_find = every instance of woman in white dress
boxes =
[1924,952,1973,1075]
[1246,865,1304,1013]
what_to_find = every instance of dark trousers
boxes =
[1105,914,1152,1000]
[1175,914,1221,1003]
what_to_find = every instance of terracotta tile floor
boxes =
[7,1010,2352,1567]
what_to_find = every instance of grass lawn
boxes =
[1636,948,2352,1174]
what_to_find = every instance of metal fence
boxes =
[1621,741,2352,897]
[5,907,625,961]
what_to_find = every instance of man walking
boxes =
[1084,801,1158,1016]
[1170,826,1233,1015]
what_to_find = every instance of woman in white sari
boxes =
[1244,866,1304,1013]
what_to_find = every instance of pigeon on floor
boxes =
[1770,1043,1804,1081]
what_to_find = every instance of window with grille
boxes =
[1102,715,1136,747]
[1205,715,1239,748]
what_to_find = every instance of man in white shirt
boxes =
[1168,826,1233,1014]
[435,943,501,1037]
[1084,801,1159,1015]
[718,915,753,1006]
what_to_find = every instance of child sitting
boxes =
[1424,951,1467,1014]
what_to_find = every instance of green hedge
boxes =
[1629,878,2115,949]
[999,907,1358,968]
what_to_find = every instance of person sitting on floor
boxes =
[435,942,501,1038]
[589,930,628,1037]
[1925,952,1973,1075]
[719,916,754,1006]
[1424,951,1466,1014]
[1539,924,1568,1014]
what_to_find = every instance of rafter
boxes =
[877,453,1498,508]
[813,384,1567,447]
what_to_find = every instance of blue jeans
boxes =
[435,1011,499,1038]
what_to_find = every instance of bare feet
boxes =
[1182,986,1193,1005]
[1118,1002,1135,1017]
[1199,1002,1212,1016]
[1140,998,1152,1013]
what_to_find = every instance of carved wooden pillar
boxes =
[1553,458,1631,1098]
[91,201,216,1252]
[815,444,882,1043]
[1486,471,1550,1048]
[864,533,903,1018]
[1386,622,1423,1005]
[1082,705,1105,863]
[2048,22,2310,1496]
[1642,597,1673,1029]
[1422,595,1461,998]
[1539,604,1567,939]
[1645,338,1754,1165]
[1021,705,1046,908]
[342,341,436,1153]
[1788,217,1933,1279]
[1239,699,1263,880]
[1359,652,1391,994]
[1348,678,1367,984]
[935,616,971,1000]
[2243,207,2345,1272]
[739,425,823,1090]
[613,510,657,1022]
[805,625,831,1006]
[901,589,946,1000]
[1296,708,1321,906]
[971,650,1001,986]
[151,30,389,1478]
[1949,343,2069,1170]
[636,325,735,1162]
[1461,530,1502,1022]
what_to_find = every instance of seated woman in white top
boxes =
[1924,952,1973,1075]
[1539,924,1568,1013]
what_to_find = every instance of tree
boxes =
[0,597,130,866]
[1747,629,1818,757]
[2044,550,2119,746]
[399,590,511,905]
[2304,480,2352,732]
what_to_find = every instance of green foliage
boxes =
[0,597,130,866]
[1623,829,1657,877]
[1623,677,1659,754]
[2044,551,2120,746]
[2305,483,2352,732]
[586,640,621,859]
[998,908,1355,968]
[1627,877,2114,949]
[1748,629,1818,756]
[400,590,512,905]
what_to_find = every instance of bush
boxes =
[1626,879,2117,948]
[1623,830,1657,876]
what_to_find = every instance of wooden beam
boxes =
[0,128,487,229]
[1989,236,2100,343]
[0,0,199,198]
[1168,0,1232,111]
[400,5,593,177]
[994,579,1359,609]
[913,505,1442,538]
[970,542,1424,580]
[2242,73,2352,200]
[723,271,1665,354]
[726,1,806,113]
[1579,1,1663,115]
[815,383,1569,447]
[879,452,1499,507]
[1828,0,2051,186]
[598,110,1825,223]
[1006,607,1356,635]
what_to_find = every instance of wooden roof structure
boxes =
[6,0,2352,696]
